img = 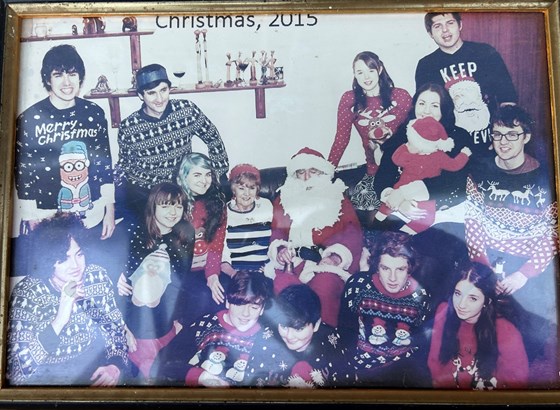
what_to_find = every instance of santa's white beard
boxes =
[455,104,491,133]
[278,175,346,247]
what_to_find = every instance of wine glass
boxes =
[238,60,249,86]
[172,67,187,89]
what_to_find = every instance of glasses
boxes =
[490,131,525,141]
[60,160,87,172]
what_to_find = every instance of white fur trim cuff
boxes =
[322,243,353,271]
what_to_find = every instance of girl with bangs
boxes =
[117,182,195,382]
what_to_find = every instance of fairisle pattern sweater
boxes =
[114,99,229,189]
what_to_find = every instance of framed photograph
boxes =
[1,0,559,405]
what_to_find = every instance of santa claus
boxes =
[264,147,363,327]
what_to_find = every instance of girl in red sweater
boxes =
[177,152,228,324]
[428,262,528,389]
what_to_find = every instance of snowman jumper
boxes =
[15,97,113,218]
[428,302,528,389]
[338,271,432,386]
[245,322,355,387]
[150,310,263,386]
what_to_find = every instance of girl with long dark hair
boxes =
[428,262,528,389]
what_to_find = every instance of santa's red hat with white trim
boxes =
[286,147,335,178]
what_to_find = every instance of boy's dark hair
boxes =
[27,213,90,280]
[491,104,534,135]
[274,285,321,330]
[41,44,86,91]
[424,12,462,33]
[226,270,273,310]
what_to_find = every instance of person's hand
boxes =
[117,272,133,297]
[220,262,237,278]
[124,324,137,352]
[199,370,230,387]
[100,203,115,240]
[319,253,342,267]
[276,246,294,266]
[207,274,225,305]
[461,147,473,157]
[384,188,405,211]
[496,271,528,295]
[90,364,120,387]
[398,200,428,220]
[51,280,85,335]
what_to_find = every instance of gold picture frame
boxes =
[1,0,559,405]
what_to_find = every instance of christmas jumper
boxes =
[121,222,195,340]
[150,310,264,386]
[328,88,412,175]
[265,194,363,327]
[415,41,517,159]
[6,265,129,385]
[114,99,229,190]
[15,97,113,212]
[428,302,529,389]
[244,322,355,387]
[338,271,431,381]
[191,199,227,279]
[465,157,558,279]
[374,122,473,210]
[223,197,273,271]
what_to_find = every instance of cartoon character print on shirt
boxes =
[446,76,491,145]
[57,140,93,215]
[357,102,398,165]
[225,353,249,382]
[476,180,551,208]
[392,323,412,346]
[369,317,389,346]
[200,346,228,375]
[129,244,172,308]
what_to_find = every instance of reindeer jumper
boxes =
[328,88,411,175]
[465,154,558,280]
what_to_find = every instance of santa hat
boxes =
[59,140,90,165]
[444,75,476,92]
[408,116,454,153]
[372,317,386,327]
[291,361,314,382]
[150,243,170,262]
[286,147,335,178]
[229,163,261,185]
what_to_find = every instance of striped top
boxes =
[222,197,273,271]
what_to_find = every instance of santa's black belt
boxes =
[295,246,323,263]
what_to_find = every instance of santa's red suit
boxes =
[264,147,363,327]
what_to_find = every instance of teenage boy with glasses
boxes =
[464,104,558,323]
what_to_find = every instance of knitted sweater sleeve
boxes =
[190,101,229,177]
[328,91,355,167]
[495,318,528,389]
[205,210,227,278]
[427,303,452,388]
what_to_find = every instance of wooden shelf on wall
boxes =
[84,82,287,128]
[20,31,155,42]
